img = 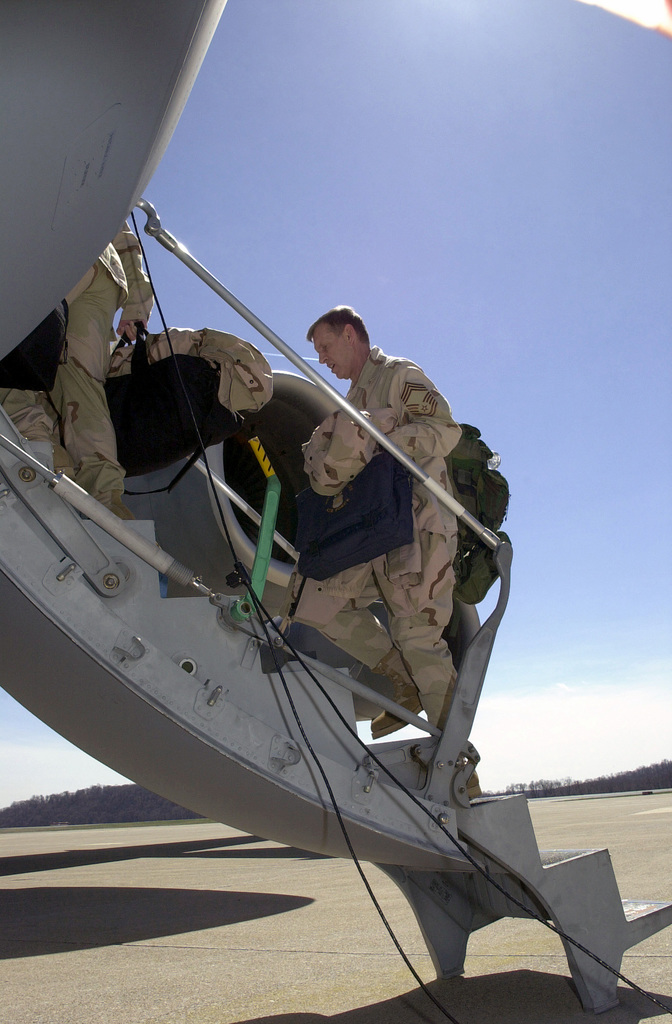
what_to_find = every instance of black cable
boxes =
[252,606,672,1016]
[130,211,237,557]
[133,221,671,1018]
[240,581,464,1024]
[131,225,465,1021]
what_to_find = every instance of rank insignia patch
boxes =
[400,381,438,416]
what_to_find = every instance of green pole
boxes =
[230,438,282,622]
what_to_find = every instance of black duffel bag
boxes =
[0,301,68,391]
[294,450,414,581]
[105,326,243,477]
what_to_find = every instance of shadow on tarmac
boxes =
[0,832,328,877]
[0,884,314,959]
[234,973,671,1024]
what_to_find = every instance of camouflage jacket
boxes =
[103,226,154,324]
[286,347,461,617]
[304,346,461,534]
[66,224,154,325]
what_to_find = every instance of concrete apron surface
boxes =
[0,792,670,1024]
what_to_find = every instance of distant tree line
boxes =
[1,761,670,828]
[493,760,672,799]
[0,783,203,829]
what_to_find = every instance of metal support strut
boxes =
[0,432,214,598]
[136,198,500,552]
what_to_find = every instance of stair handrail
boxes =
[136,199,502,552]
[136,199,513,783]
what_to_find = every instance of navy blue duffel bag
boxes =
[294,450,414,581]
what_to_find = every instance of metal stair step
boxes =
[623,899,672,922]
[539,848,602,867]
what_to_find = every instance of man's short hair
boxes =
[306,306,370,346]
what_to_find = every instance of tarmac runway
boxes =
[1,792,670,1024]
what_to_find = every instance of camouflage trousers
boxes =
[53,263,126,500]
[293,528,458,728]
[0,387,56,445]
[49,360,124,499]
[0,372,121,498]
[0,268,126,501]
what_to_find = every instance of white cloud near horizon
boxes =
[360,675,671,794]
[473,681,671,792]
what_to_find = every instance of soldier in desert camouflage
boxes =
[0,224,153,519]
[284,306,463,740]
[51,224,154,518]
[1,242,272,518]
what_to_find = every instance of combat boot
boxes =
[370,648,421,739]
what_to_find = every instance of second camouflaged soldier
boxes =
[0,225,153,518]
[284,305,462,739]
[50,224,155,518]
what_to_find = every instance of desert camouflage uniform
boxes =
[0,226,153,502]
[107,327,273,413]
[284,346,462,727]
[51,226,154,501]
[0,387,56,446]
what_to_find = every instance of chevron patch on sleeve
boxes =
[400,380,438,416]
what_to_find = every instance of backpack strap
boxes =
[111,323,149,371]
[123,449,201,496]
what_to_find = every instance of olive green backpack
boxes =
[446,424,511,605]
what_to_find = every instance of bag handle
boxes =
[130,322,149,373]
[113,323,150,373]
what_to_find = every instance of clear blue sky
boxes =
[2,0,670,805]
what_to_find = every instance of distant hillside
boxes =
[0,783,203,829]
[491,759,672,799]
[1,759,670,828]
